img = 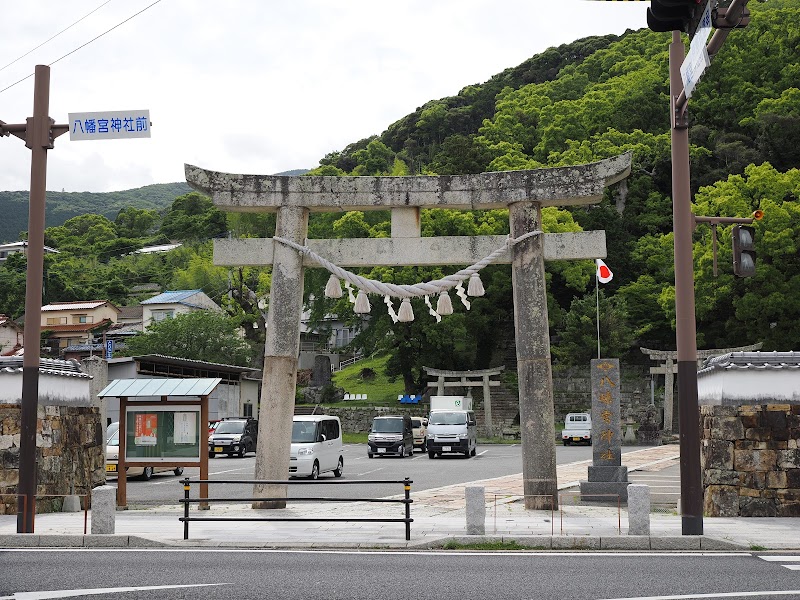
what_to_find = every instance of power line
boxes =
[49,0,162,68]
[0,0,162,96]
[0,0,113,75]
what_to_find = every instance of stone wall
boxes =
[0,404,105,515]
[325,406,425,433]
[321,368,653,434]
[702,404,800,517]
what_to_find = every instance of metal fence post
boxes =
[182,478,190,540]
[404,477,411,541]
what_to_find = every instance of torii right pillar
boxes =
[510,200,558,510]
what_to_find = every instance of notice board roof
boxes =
[98,378,222,398]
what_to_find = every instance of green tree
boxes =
[551,290,636,367]
[0,253,27,318]
[160,192,228,241]
[114,206,159,238]
[124,310,252,366]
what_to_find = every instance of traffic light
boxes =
[731,225,756,278]
[647,0,706,37]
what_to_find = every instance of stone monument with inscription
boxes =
[579,358,630,502]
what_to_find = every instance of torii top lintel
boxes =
[185,154,631,213]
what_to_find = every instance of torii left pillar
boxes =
[254,206,308,508]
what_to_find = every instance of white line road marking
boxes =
[0,583,230,599]
[0,549,751,556]
[785,566,800,570]
[477,450,489,457]
[354,467,386,476]
[759,556,800,562]
[594,591,800,600]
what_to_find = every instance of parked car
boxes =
[289,415,344,479]
[411,416,428,452]
[368,415,414,458]
[208,417,258,458]
[105,424,184,481]
[562,412,592,446]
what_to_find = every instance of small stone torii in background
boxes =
[423,366,504,437]
[186,153,631,510]
[640,342,762,433]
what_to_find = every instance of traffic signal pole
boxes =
[669,30,703,536]
[667,0,750,536]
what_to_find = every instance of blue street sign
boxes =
[105,339,114,360]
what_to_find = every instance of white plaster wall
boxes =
[698,369,800,404]
[0,372,91,405]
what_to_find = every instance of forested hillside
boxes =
[0,182,191,243]
[1,1,798,391]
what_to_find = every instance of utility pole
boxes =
[0,65,68,533]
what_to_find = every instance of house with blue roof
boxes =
[140,289,222,330]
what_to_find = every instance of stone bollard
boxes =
[91,485,116,534]
[627,484,651,536]
[465,486,486,535]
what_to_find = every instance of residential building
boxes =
[298,308,362,370]
[0,241,59,262]
[40,300,120,353]
[140,289,221,330]
[0,314,23,356]
[103,354,258,422]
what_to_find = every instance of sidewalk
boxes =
[1,446,798,550]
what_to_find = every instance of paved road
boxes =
[111,444,680,506]
[1,548,799,599]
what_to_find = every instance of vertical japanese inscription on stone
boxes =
[591,358,621,467]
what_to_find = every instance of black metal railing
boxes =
[179,477,414,540]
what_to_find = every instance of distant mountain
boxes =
[0,169,312,243]
[0,182,191,243]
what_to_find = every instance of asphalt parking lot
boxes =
[109,444,681,506]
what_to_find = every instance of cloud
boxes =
[0,0,647,193]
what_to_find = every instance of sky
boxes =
[0,1,648,194]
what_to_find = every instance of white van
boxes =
[289,415,344,480]
[426,410,477,459]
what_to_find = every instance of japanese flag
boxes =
[595,258,613,284]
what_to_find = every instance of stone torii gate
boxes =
[423,366,504,437]
[186,153,630,509]
[641,342,762,433]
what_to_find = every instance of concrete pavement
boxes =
[1,445,798,550]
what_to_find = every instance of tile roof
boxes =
[40,319,114,333]
[141,290,201,305]
[0,314,21,329]
[41,300,119,312]
[698,351,800,376]
[119,305,143,320]
[0,356,92,378]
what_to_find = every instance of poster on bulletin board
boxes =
[134,413,158,446]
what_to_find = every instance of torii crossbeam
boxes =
[186,153,631,509]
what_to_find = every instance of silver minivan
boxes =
[289,415,344,480]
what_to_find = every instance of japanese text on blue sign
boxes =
[68,110,151,141]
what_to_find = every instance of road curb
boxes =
[0,533,755,551]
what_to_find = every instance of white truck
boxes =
[429,396,473,411]
[427,396,477,458]
[561,412,592,446]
